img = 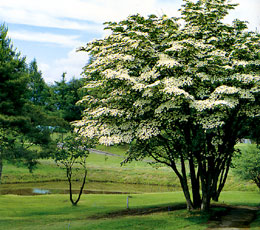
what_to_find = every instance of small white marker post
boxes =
[127,196,129,209]
[127,195,132,209]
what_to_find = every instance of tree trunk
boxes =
[189,158,201,209]
[200,177,211,211]
[180,156,195,210]
[73,169,87,205]
[67,168,75,205]
[212,157,231,202]
[67,167,87,206]
[201,192,211,211]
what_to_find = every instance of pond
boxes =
[0,181,174,195]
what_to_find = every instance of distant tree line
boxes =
[0,24,85,183]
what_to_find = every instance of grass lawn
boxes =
[0,191,260,230]
[1,148,258,192]
[1,144,260,229]
[0,192,205,230]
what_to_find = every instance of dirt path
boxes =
[88,148,154,163]
[88,148,124,158]
[207,205,259,230]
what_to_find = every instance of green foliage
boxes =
[49,73,84,123]
[76,0,260,210]
[53,132,94,205]
[0,24,55,181]
[0,24,29,124]
[53,132,93,166]
[233,144,260,188]
[27,59,50,106]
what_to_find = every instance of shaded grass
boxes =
[251,210,260,230]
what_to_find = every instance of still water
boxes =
[0,181,174,195]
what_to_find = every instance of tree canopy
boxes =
[75,0,260,211]
[49,73,85,124]
[0,25,55,182]
[52,132,93,205]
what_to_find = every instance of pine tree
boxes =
[0,25,55,183]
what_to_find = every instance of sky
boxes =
[0,0,259,84]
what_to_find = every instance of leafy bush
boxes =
[233,144,260,188]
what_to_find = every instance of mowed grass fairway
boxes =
[1,192,260,230]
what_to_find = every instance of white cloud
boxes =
[8,30,83,47]
[40,48,89,83]
[224,0,260,31]
[0,0,159,30]
[1,0,259,32]
[1,0,259,84]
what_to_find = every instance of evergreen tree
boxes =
[27,59,49,107]
[0,25,54,182]
[50,73,84,123]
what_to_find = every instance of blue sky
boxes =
[0,0,259,83]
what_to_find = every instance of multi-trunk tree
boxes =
[75,0,260,211]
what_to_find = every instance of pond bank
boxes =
[0,181,175,195]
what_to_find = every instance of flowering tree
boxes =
[75,0,260,211]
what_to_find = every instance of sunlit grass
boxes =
[1,191,260,230]
[0,192,203,230]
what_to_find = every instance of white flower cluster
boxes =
[232,60,249,67]
[76,120,100,139]
[102,69,136,84]
[231,74,260,84]
[198,116,225,130]
[212,85,239,96]
[84,81,103,89]
[77,95,98,105]
[193,99,238,111]
[163,85,194,100]
[157,54,180,68]
[139,69,160,81]
[89,107,124,118]
[136,121,160,140]
[165,42,184,52]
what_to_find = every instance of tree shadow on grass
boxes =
[88,202,186,219]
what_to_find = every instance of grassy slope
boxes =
[2,144,258,191]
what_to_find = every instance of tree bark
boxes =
[67,166,87,206]
[201,192,211,211]
[189,158,201,209]
[180,155,195,210]
[73,169,87,205]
